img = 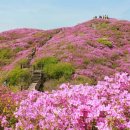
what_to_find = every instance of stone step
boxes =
[32,79,40,83]
[28,83,38,90]
[28,69,43,91]
[32,74,42,77]
[32,74,41,76]
[33,71,41,74]
[32,77,41,79]
[32,75,41,78]
[33,70,42,73]
[32,75,41,79]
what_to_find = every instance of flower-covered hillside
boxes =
[0,18,130,86]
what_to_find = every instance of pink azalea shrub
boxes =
[13,72,130,130]
[0,87,28,129]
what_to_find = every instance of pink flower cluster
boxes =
[14,73,130,130]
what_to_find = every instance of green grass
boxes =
[0,48,14,59]
[34,57,75,80]
[0,48,15,66]
[97,38,113,48]
[34,57,58,69]
[83,58,91,65]
[6,68,31,86]
[44,77,67,91]
[33,57,75,91]
[91,57,107,65]
[98,22,108,29]
[14,47,23,53]
[66,44,76,53]
[43,62,75,80]
[0,36,6,40]
[111,26,120,31]
[71,75,97,85]
[16,58,29,68]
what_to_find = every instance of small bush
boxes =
[16,58,30,69]
[0,48,14,60]
[66,44,76,53]
[71,75,97,85]
[110,54,120,61]
[7,68,31,86]
[111,62,119,69]
[0,59,12,66]
[97,38,113,48]
[17,58,29,66]
[34,57,75,90]
[98,23,108,29]
[91,57,107,65]
[28,41,33,45]
[43,62,75,79]
[0,48,15,66]
[111,26,120,31]
[83,58,91,65]
[0,87,18,129]
[67,44,75,50]
[0,36,6,40]
[44,77,67,91]
[34,57,58,69]
[14,47,23,53]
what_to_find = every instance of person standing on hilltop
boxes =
[31,47,36,59]
[3,80,7,87]
[99,16,102,19]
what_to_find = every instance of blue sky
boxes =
[0,0,130,32]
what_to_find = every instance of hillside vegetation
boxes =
[0,18,130,90]
[0,18,130,130]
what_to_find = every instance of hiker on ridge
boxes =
[3,80,7,87]
[31,47,36,58]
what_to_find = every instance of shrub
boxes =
[66,44,75,51]
[0,48,15,66]
[97,38,113,48]
[0,59,11,66]
[18,58,28,65]
[71,75,96,85]
[111,26,120,31]
[28,40,33,45]
[0,48,14,60]
[34,57,58,69]
[8,32,20,39]
[66,44,77,53]
[98,22,108,29]
[34,57,75,90]
[111,62,119,69]
[14,73,130,130]
[43,62,75,79]
[14,47,23,53]
[7,68,31,86]
[0,87,18,129]
[83,58,91,65]
[91,57,107,65]
[44,77,67,91]
[0,36,6,40]
[0,87,29,129]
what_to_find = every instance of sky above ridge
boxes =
[0,0,130,32]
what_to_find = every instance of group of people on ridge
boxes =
[94,15,109,19]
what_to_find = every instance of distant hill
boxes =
[0,18,130,88]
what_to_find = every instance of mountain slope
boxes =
[0,18,130,86]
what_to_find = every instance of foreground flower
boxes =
[14,72,130,130]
